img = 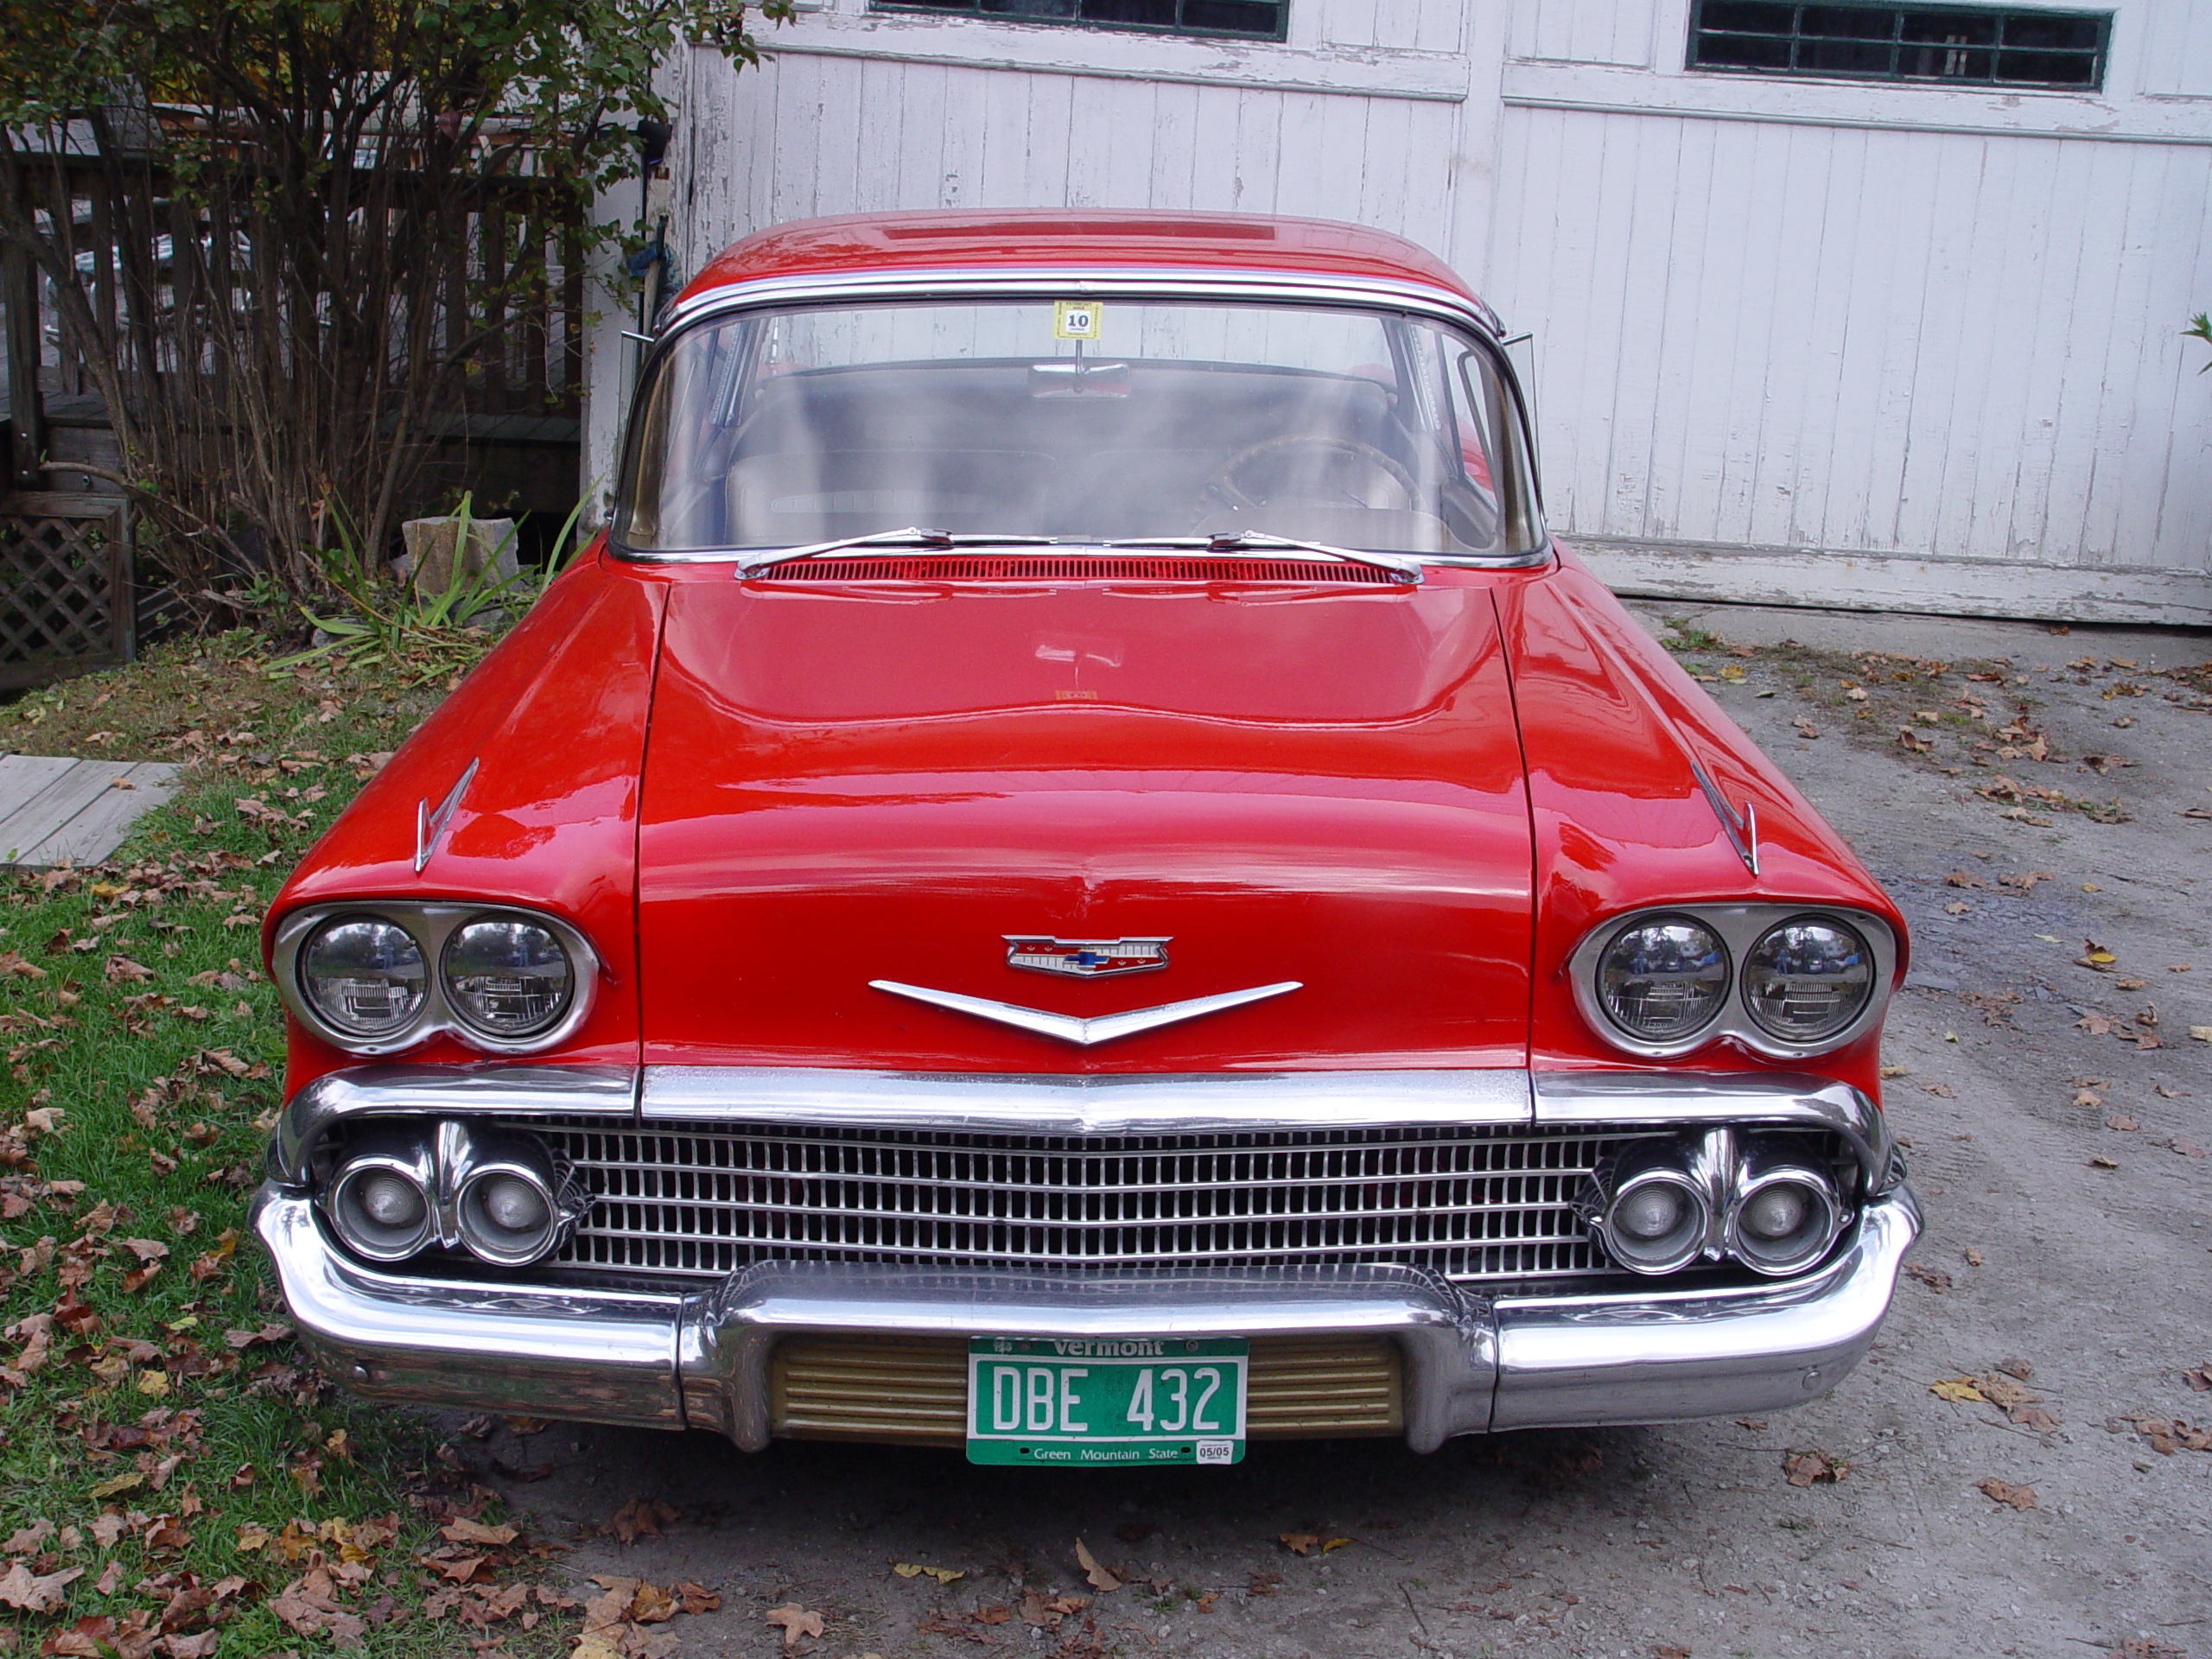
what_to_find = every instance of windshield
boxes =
[615,298,1540,559]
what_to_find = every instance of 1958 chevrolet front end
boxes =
[254,211,1918,1465]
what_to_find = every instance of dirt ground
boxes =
[464,600,2212,1659]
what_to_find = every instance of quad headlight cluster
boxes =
[271,903,595,1056]
[321,1120,588,1268]
[1581,1130,1846,1280]
[1571,905,1896,1058]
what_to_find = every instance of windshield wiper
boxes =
[1102,531,1423,584]
[732,527,1058,578]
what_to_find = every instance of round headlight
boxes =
[300,917,428,1039]
[1742,918,1874,1046]
[442,918,574,1039]
[1597,917,1731,1044]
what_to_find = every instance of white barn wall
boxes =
[586,0,2212,624]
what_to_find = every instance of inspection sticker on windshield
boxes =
[1052,301,1103,340]
[967,1336,1247,1465]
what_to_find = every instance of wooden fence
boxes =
[1,154,586,685]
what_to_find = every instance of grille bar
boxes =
[540,1120,1622,1287]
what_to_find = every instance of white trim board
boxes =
[1569,539,2212,628]
[761,15,1470,101]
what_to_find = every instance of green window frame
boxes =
[1688,3,2110,91]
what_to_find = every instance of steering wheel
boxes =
[1202,434,1420,517]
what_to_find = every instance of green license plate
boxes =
[966,1337,1249,1466]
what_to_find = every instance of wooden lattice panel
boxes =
[0,493,134,690]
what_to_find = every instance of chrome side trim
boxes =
[414,758,478,873]
[269,901,603,1058]
[675,1262,1497,1455]
[253,1189,683,1429]
[1491,1186,1918,1430]
[1688,757,1758,877]
[1565,904,1899,1063]
[267,1064,639,1187]
[1533,1071,1896,1191]
[639,1065,1535,1134]
[869,978,1301,1046]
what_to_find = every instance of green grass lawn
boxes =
[0,637,587,1656]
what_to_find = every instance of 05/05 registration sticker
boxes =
[966,1337,1249,1466]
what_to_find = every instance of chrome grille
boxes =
[540,1120,1624,1287]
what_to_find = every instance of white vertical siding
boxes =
[1489,102,2212,584]
[677,48,1461,253]
[2139,0,2212,98]
[1508,0,1656,67]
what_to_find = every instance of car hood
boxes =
[635,572,1535,1071]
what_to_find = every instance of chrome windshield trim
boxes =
[643,1065,1536,1135]
[660,265,1505,338]
[868,978,1301,1047]
[1533,1071,1896,1190]
[616,265,1548,570]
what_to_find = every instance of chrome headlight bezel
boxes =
[1569,904,1898,1059]
[273,901,599,1057]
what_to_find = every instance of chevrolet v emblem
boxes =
[870,979,1300,1046]
[1004,935,1169,978]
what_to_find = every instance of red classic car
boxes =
[255,210,1919,1465]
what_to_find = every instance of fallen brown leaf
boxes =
[607,1497,679,1545]
[1977,1478,2037,1510]
[1782,1449,1849,1486]
[765,1604,824,1649]
[1074,1537,1122,1592]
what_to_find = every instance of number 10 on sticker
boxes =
[1053,301,1102,340]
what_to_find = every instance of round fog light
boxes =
[1595,1152,1711,1276]
[356,1172,427,1230]
[454,1146,574,1268]
[325,1138,435,1263]
[1615,1184,1686,1241]
[480,1175,550,1235]
[1726,1164,1841,1279]
[1741,1183,1808,1242]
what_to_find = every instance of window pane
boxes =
[2003,14,2101,48]
[1993,48,2099,85]
[1801,37,1899,72]
[1800,7,1899,41]
[1901,10,1997,44]
[1700,0,1796,30]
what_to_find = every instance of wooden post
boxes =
[2,232,45,490]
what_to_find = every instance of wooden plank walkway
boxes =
[0,754,180,867]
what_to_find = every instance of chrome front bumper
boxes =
[252,1182,1919,1451]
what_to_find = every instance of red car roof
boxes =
[677,209,1484,313]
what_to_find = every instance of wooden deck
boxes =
[0,754,179,867]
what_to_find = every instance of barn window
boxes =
[868,0,1290,42]
[1688,3,2109,90]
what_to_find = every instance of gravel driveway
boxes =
[474,601,2212,1659]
